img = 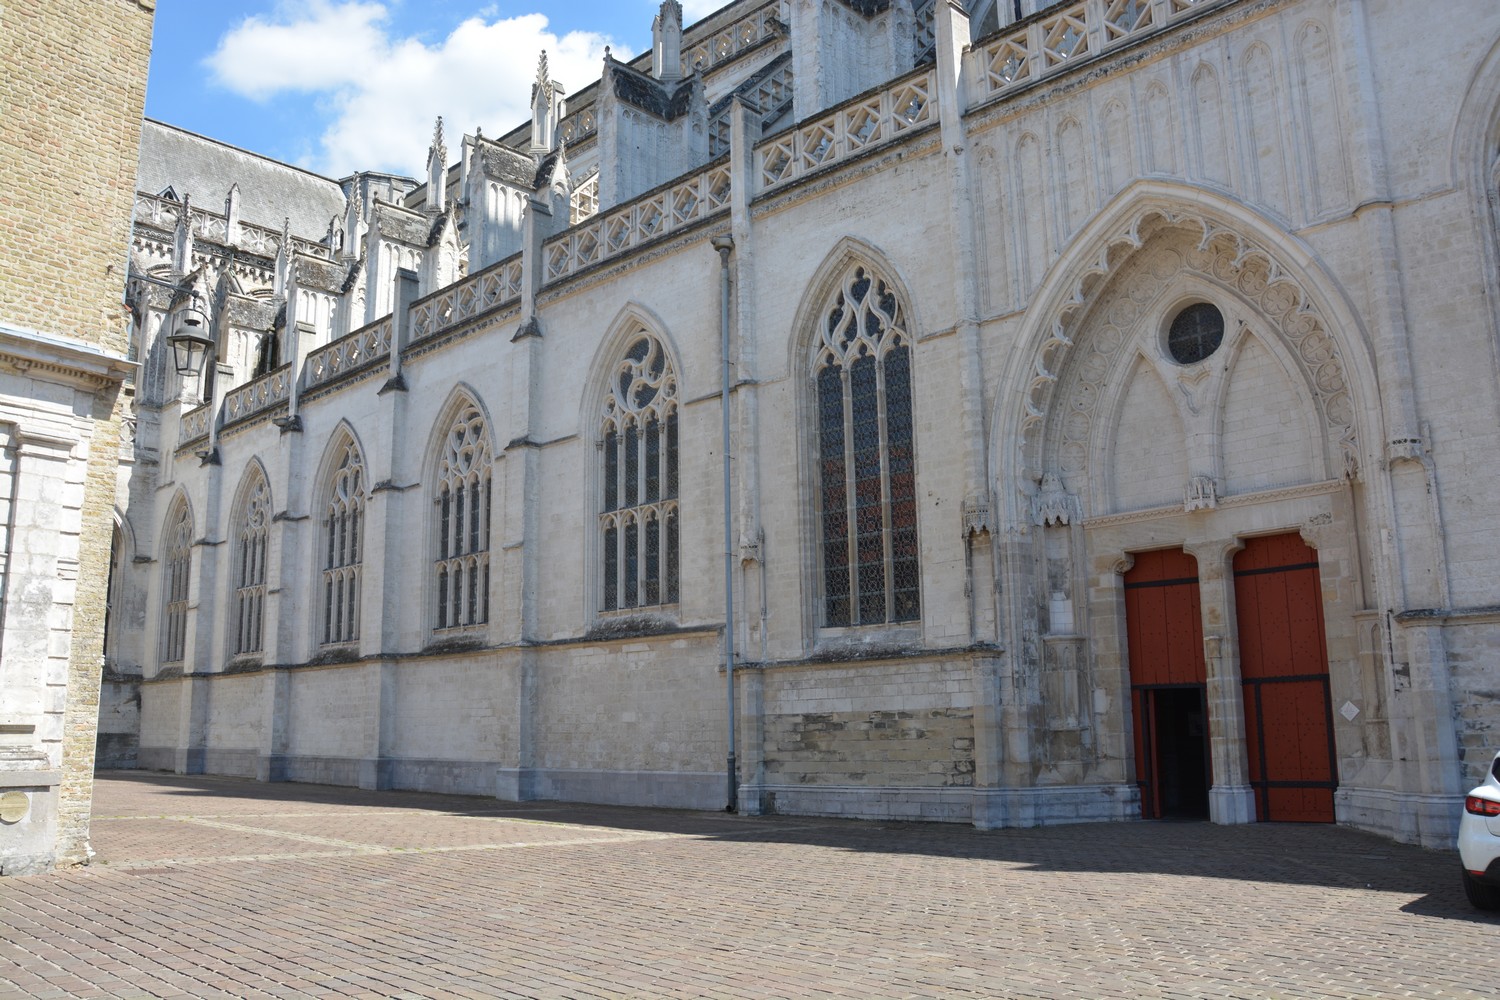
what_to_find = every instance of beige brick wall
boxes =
[0,0,153,866]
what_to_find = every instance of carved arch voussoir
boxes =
[1017,207,1360,492]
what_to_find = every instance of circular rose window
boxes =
[1167,302,1225,365]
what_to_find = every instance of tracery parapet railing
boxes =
[303,317,394,389]
[756,68,934,190]
[411,255,524,340]
[222,364,292,426]
[542,163,732,284]
[133,192,333,260]
[683,5,782,76]
[970,0,1228,105]
[180,403,211,445]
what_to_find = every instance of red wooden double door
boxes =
[1124,534,1336,822]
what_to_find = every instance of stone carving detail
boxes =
[1184,475,1218,512]
[1020,211,1360,496]
[963,495,993,536]
[1031,472,1080,526]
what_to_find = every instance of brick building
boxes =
[113,0,1500,849]
[0,0,154,874]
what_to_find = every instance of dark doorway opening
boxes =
[1146,686,1210,819]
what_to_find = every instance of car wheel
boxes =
[1463,868,1500,910]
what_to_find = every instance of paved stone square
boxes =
[1,773,1496,999]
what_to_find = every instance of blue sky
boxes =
[145,1,720,179]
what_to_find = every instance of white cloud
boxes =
[206,2,627,178]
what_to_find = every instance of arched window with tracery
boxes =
[232,472,271,656]
[600,334,679,611]
[322,439,364,645]
[435,403,492,630]
[813,265,920,627]
[161,499,193,663]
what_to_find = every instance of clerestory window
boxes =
[600,334,679,612]
[435,404,492,631]
[232,473,271,656]
[813,266,920,627]
[321,439,364,645]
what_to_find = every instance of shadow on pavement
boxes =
[96,769,1491,923]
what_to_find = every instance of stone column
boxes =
[1184,537,1255,825]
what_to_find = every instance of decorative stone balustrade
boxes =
[543,164,732,284]
[222,364,292,426]
[412,256,524,340]
[303,317,393,390]
[559,107,598,147]
[684,6,781,76]
[971,0,1222,105]
[133,191,332,259]
[180,402,211,444]
[134,192,182,230]
[757,69,934,190]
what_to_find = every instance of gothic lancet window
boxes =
[435,404,492,630]
[814,266,920,627]
[322,440,364,645]
[233,473,271,656]
[600,334,679,612]
[161,499,193,663]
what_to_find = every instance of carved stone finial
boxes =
[653,1,684,82]
[431,115,445,151]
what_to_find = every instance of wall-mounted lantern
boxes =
[168,294,213,376]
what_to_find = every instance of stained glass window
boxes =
[435,405,492,630]
[322,440,364,645]
[601,334,679,611]
[233,473,271,655]
[161,499,192,663]
[813,266,920,627]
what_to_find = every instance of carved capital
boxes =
[1184,475,1218,512]
[1299,510,1334,550]
[962,495,993,536]
[1386,436,1425,465]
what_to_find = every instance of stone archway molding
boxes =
[993,180,1383,531]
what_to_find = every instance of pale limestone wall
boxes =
[204,674,266,752]
[138,679,183,767]
[389,656,517,763]
[759,659,976,791]
[96,675,140,769]
[533,635,725,773]
[288,668,373,760]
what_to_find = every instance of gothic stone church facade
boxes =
[113,0,1500,848]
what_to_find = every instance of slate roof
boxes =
[137,120,348,238]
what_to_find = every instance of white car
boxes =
[1460,750,1500,910]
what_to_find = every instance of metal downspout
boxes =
[713,233,737,813]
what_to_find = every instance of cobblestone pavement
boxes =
[2,773,1497,999]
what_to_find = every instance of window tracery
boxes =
[322,440,364,645]
[435,404,492,630]
[601,334,679,612]
[233,474,271,655]
[813,266,920,627]
[161,500,192,664]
